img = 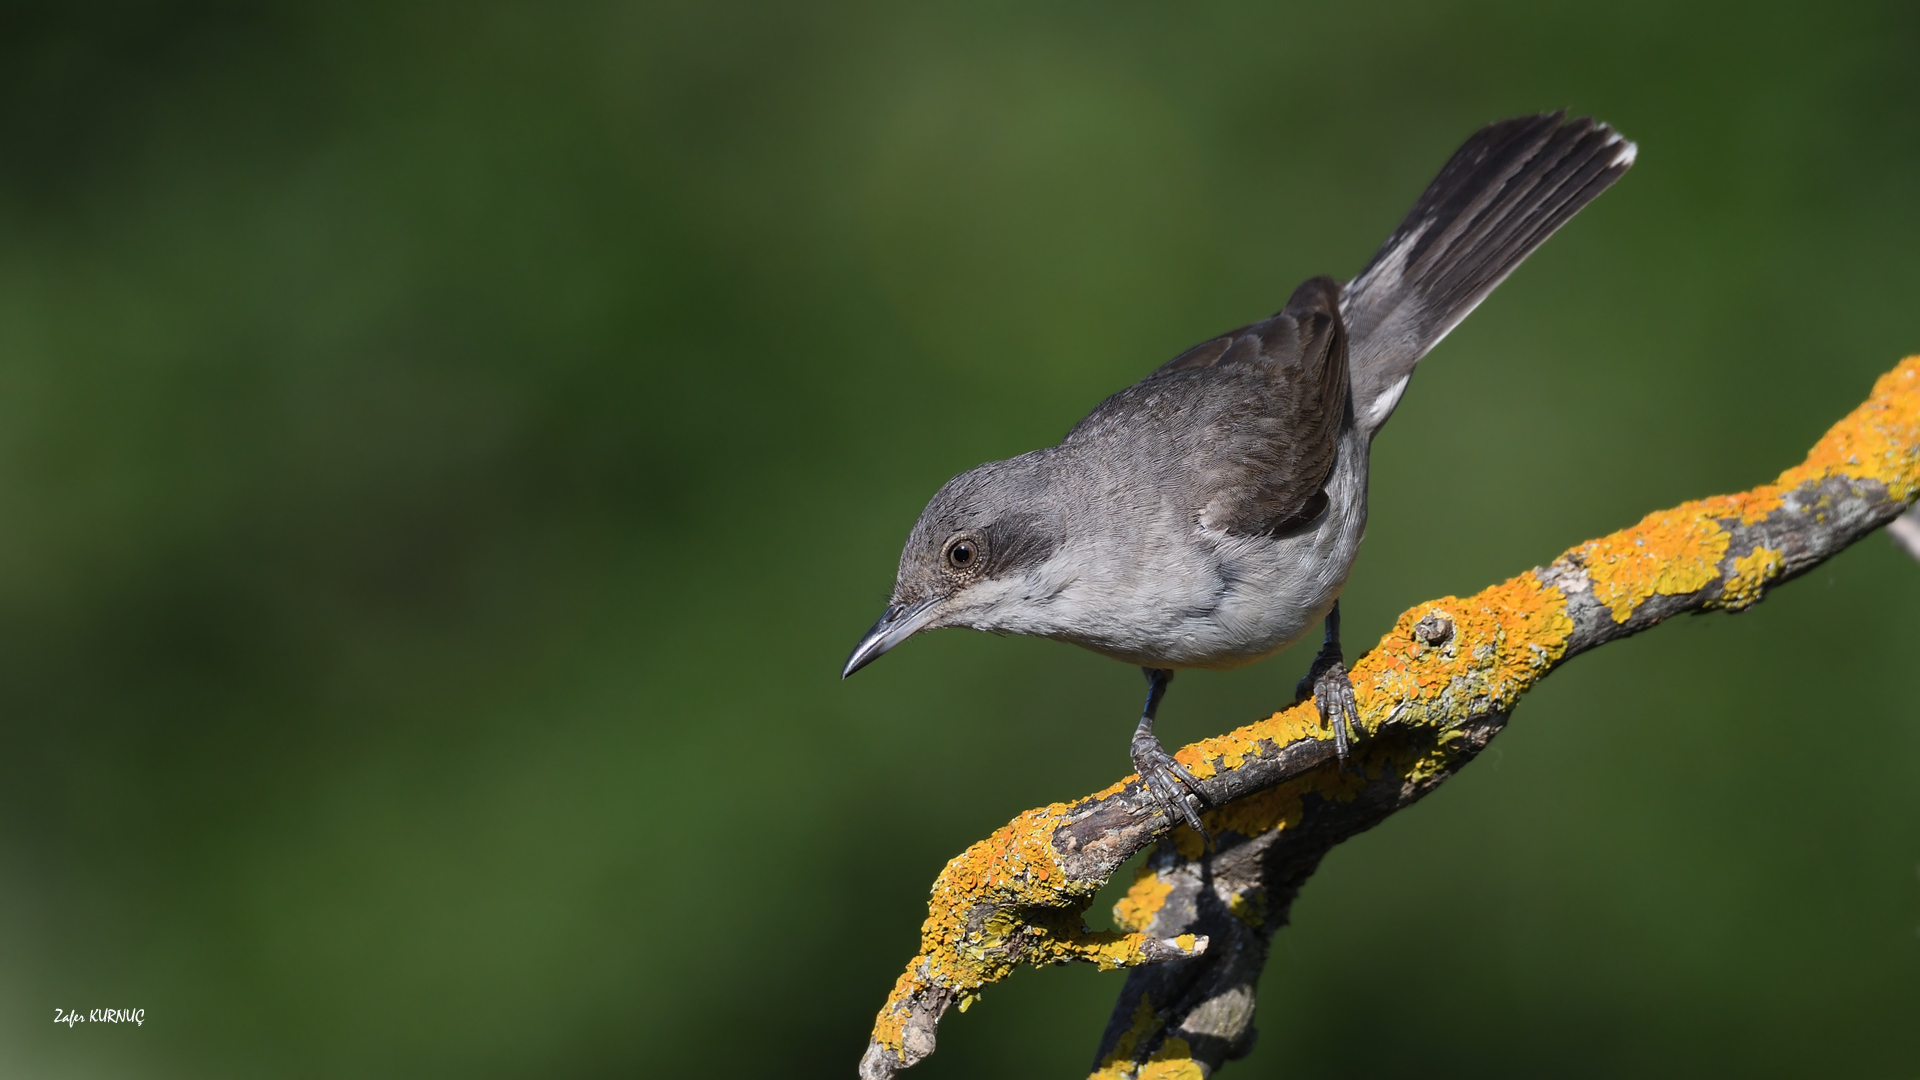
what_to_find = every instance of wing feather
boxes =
[1066,276,1349,538]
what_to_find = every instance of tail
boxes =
[1342,112,1635,436]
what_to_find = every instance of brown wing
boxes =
[1173,275,1349,537]
[1063,276,1350,539]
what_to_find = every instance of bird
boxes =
[841,112,1635,833]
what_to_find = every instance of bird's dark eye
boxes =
[944,535,983,572]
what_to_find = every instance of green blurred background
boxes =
[2,1,1917,1076]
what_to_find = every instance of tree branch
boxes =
[860,357,1920,1080]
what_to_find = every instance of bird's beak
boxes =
[842,596,943,679]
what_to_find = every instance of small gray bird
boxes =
[843,113,1635,832]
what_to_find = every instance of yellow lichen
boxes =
[1091,996,1164,1080]
[1206,782,1304,844]
[1139,1036,1205,1080]
[1080,930,1194,972]
[868,962,924,1053]
[1363,572,1576,737]
[1776,357,1920,501]
[864,806,1073,1051]
[1581,506,1731,622]
[1090,998,1204,1080]
[1713,545,1784,611]
[865,791,1217,1055]
[1227,889,1266,930]
[1112,866,1174,932]
[1572,358,1920,622]
[1176,697,1328,781]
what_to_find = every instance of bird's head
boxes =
[842,453,1061,678]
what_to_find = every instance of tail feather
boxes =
[1343,112,1635,435]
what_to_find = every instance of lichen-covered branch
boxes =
[860,357,1920,1080]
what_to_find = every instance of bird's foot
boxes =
[1295,652,1360,762]
[1130,736,1208,836]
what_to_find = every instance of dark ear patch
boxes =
[982,515,1057,575]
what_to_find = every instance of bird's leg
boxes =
[1295,601,1361,761]
[1129,667,1208,835]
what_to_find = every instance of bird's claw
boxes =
[1131,739,1208,836]
[1296,654,1360,762]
